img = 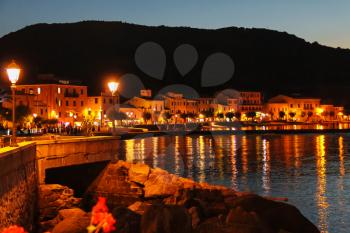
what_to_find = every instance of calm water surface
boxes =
[120,133,350,233]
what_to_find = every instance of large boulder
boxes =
[128,201,152,215]
[141,205,192,233]
[51,215,90,233]
[143,168,184,198]
[228,194,320,233]
[128,163,150,185]
[56,208,88,221]
[195,216,269,233]
[85,161,142,207]
[39,184,81,221]
[112,207,141,233]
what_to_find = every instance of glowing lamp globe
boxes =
[6,61,21,84]
[108,81,119,95]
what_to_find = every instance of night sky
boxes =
[0,0,349,48]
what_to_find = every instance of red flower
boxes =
[89,197,117,233]
[1,226,27,233]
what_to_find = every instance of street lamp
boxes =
[108,81,119,133]
[108,81,119,97]
[6,60,21,147]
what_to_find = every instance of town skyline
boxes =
[0,73,345,128]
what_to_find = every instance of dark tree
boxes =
[142,112,152,124]
[225,112,235,121]
[162,112,173,123]
[279,111,286,120]
[234,112,242,121]
[216,112,224,120]
[289,112,296,120]
[246,111,256,121]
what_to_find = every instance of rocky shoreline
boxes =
[39,161,320,233]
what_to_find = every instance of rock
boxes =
[143,169,184,198]
[39,184,81,221]
[86,161,141,207]
[112,206,141,233]
[128,201,151,215]
[128,163,150,185]
[141,205,192,233]
[188,206,201,229]
[195,216,268,233]
[228,194,320,233]
[57,208,87,221]
[51,215,90,233]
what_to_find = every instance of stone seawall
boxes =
[0,142,39,232]
[36,136,120,183]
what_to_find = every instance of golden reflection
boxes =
[283,136,292,168]
[255,136,262,171]
[293,135,301,168]
[262,138,271,195]
[241,135,249,178]
[174,136,182,175]
[152,137,159,168]
[315,135,329,233]
[338,136,345,176]
[125,139,135,162]
[198,136,206,182]
[214,136,225,180]
[230,135,238,190]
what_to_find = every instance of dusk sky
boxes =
[0,0,350,48]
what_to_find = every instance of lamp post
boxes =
[6,61,21,147]
[108,81,119,133]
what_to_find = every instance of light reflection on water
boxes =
[120,133,350,233]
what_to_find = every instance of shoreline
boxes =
[118,128,350,139]
[39,160,320,233]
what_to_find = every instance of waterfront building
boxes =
[126,90,165,122]
[197,97,216,113]
[266,95,323,121]
[238,91,263,113]
[9,81,88,123]
[163,92,199,115]
[319,104,344,121]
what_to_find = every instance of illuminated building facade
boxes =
[12,82,88,123]
[238,91,263,113]
[265,95,338,121]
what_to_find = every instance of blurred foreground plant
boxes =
[1,226,27,233]
[87,197,116,233]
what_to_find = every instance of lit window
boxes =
[58,87,61,94]
[37,87,41,94]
